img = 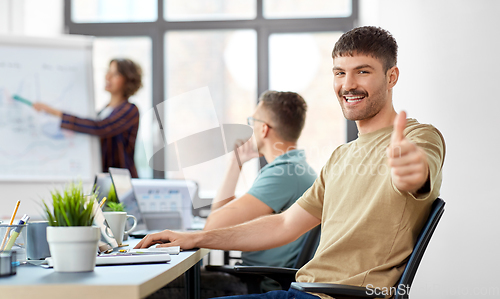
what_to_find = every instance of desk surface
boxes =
[0,240,209,299]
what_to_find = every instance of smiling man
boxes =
[136,27,446,299]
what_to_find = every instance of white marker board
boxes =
[0,34,100,181]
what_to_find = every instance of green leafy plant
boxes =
[107,184,118,203]
[42,181,97,227]
[106,202,126,212]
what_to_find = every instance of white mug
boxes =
[102,212,137,245]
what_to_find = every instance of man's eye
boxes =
[359,70,370,74]
[334,71,345,76]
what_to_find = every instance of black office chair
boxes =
[291,198,446,299]
[205,224,321,293]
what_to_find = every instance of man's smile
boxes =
[344,95,364,103]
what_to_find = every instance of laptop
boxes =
[92,172,113,201]
[108,168,202,238]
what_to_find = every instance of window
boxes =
[164,30,257,197]
[71,0,157,23]
[65,0,358,196]
[264,0,352,19]
[164,0,256,21]
[269,32,345,173]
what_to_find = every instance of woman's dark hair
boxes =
[259,90,307,142]
[332,26,398,72]
[110,58,143,99]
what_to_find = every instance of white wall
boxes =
[0,0,63,36]
[360,0,500,298]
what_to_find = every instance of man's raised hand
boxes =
[234,138,259,168]
[386,111,429,194]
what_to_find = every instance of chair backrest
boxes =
[394,198,445,299]
[293,224,321,269]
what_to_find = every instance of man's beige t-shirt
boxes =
[296,119,445,298]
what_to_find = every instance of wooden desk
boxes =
[0,245,209,299]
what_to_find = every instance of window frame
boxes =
[64,0,359,179]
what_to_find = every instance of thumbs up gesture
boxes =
[386,111,429,194]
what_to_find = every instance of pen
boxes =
[99,197,107,209]
[0,200,20,251]
[12,95,33,106]
[4,214,30,251]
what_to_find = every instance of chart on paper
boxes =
[0,39,95,181]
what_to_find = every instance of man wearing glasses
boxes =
[203,90,317,293]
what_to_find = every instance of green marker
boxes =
[12,95,33,106]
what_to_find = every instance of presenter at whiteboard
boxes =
[33,58,143,178]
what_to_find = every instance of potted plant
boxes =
[42,182,100,272]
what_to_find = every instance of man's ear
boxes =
[387,66,399,89]
[261,124,270,138]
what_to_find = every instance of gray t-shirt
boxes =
[243,149,317,267]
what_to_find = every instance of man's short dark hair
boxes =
[259,91,307,142]
[332,26,398,72]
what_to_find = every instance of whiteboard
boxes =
[0,35,100,181]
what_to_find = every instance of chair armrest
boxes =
[234,266,298,291]
[205,265,298,291]
[233,265,298,276]
[205,265,239,274]
[205,265,265,293]
[291,282,385,298]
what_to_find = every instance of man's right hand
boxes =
[234,138,259,167]
[137,204,321,253]
[210,137,259,211]
[134,230,200,249]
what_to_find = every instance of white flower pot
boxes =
[46,226,100,272]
